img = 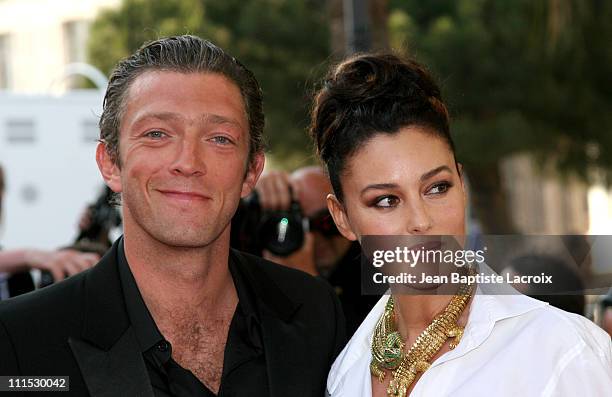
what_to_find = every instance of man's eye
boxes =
[211,136,233,145]
[427,182,452,195]
[145,130,166,139]
[375,196,399,208]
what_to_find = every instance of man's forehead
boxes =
[120,70,248,131]
[126,69,243,100]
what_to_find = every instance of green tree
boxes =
[389,0,612,232]
[88,0,330,168]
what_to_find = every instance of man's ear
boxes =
[241,152,265,198]
[327,194,357,241]
[96,143,122,193]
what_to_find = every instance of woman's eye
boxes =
[375,196,399,208]
[145,130,166,139]
[427,182,452,195]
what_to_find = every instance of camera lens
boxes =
[258,211,304,256]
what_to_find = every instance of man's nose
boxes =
[169,138,205,176]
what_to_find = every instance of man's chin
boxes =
[149,229,220,249]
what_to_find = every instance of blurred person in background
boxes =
[501,254,586,315]
[73,185,122,252]
[232,165,379,336]
[0,35,344,396]
[599,290,612,337]
[0,164,99,299]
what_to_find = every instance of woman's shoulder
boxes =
[482,293,611,363]
[525,299,610,353]
[494,296,612,393]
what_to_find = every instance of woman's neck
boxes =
[392,290,473,342]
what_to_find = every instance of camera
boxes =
[39,186,121,288]
[231,191,339,257]
[75,186,122,243]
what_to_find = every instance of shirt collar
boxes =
[435,285,547,365]
[228,250,262,330]
[327,263,548,393]
[228,249,301,322]
[117,239,264,354]
[440,262,547,363]
[117,238,164,353]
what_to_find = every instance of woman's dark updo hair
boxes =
[309,53,456,201]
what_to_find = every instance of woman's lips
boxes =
[407,240,442,253]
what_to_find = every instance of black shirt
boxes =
[325,242,380,337]
[117,240,269,396]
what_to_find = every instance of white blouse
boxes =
[327,284,612,396]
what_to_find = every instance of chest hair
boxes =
[161,308,235,394]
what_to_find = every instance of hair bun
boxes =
[309,53,455,202]
[326,54,443,109]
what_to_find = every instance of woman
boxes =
[309,54,612,396]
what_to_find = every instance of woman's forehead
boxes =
[345,128,455,182]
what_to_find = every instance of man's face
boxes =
[97,71,264,249]
[292,168,347,268]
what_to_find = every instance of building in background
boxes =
[0,0,119,93]
[0,0,119,249]
[0,91,106,249]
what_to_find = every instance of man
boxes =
[0,165,99,298]
[236,166,379,336]
[0,36,345,396]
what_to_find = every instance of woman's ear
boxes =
[327,194,357,241]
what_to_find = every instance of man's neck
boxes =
[122,226,237,321]
[122,226,238,393]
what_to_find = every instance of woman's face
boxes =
[328,126,466,241]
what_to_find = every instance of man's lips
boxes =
[156,189,210,201]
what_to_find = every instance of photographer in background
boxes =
[501,254,586,315]
[232,165,379,335]
[597,289,612,337]
[73,186,122,252]
[0,164,100,299]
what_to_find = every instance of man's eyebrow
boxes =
[359,165,453,195]
[132,111,185,124]
[132,112,242,129]
[205,114,242,127]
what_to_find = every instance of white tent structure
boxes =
[0,64,108,249]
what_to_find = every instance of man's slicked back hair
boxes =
[99,35,265,166]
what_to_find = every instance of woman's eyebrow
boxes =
[360,183,399,195]
[420,165,452,182]
[360,165,452,195]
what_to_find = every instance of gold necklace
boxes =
[370,281,474,397]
